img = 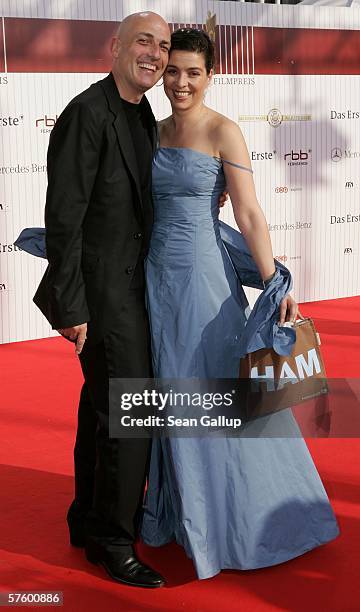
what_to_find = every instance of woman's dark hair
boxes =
[170,28,215,74]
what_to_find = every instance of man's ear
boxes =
[111,36,121,58]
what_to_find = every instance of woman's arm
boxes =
[216,119,275,282]
[216,119,299,322]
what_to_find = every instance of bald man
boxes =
[34,12,171,587]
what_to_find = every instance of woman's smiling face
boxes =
[164,49,212,110]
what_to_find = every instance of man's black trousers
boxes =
[70,285,152,545]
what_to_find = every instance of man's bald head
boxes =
[115,12,169,41]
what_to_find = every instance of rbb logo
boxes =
[0,283,6,291]
[345,181,354,188]
[284,150,310,162]
[344,248,353,254]
[35,115,58,128]
[275,187,288,193]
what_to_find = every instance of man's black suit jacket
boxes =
[34,73,157,343]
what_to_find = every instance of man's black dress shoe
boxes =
[85,540,165,588]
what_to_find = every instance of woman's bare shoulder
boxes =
[210,112,244,140]
[209,112,251,167]
[157,116,171,127]
[157,116,171,130]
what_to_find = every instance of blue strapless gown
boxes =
[141,147,339,580]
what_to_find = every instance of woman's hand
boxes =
[218,190,228,208]
[279,294,305,326]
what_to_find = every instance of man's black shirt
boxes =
[121,97,154,286]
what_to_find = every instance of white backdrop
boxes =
[0,0,359,343]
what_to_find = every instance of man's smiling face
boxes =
[111,13,171,100]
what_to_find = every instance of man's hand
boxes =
[278,295,304,326]
[219,190,229,208]
[57,323,88,355]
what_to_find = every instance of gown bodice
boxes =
[148,147,249,377]
[149,147,227,271]
[152,147,226,220]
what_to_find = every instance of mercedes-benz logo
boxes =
[331,147,342,162]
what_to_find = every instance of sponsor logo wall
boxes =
[0,1,359,343]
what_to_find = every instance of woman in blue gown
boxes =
[141,28,339,580]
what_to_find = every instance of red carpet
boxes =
[1,296,359,611]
